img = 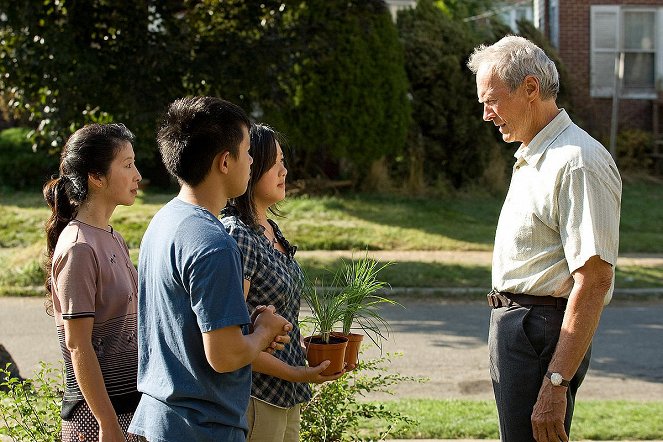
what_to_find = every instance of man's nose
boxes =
[483,104,495,121]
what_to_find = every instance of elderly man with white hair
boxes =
[468,36,621,442]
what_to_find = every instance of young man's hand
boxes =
[253,305,292,352]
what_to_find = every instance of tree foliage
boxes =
[0,0,190,185]
[1,0,572,192]
[397,0,499,189]
[265,0,410,181]
[0,0,411,189]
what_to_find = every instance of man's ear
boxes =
[524,75,540,102]
[217,151,232,175]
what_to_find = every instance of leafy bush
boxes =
[615,129,654,172]
[301,353,422,441]
[0,362,63,442]
[0,128,59,191]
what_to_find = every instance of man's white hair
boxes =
[467,35,559,100]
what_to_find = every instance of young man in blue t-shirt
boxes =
[129,97,291,442]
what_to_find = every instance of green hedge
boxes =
[0,128,58,190]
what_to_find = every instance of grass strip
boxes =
[298,257,663,290]
[356,399,663,440]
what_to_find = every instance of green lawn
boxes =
[280,192,500,251]
[357,399,663,440]
[0,190,500,251]
[1,180,663,296]
[3,180,662,252]
[620,180,663,253]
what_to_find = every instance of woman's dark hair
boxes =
[227,123,284,230]
[42,123,135,311]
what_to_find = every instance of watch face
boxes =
[551,372,563,386]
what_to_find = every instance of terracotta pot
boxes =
[332,332,364,371]
[303,335,348,376]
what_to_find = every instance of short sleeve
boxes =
[558,167,621,272]
[226,223,259,282]
[186,247,250,333]
[53,243,98,319]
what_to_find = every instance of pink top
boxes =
[51,219,139,418]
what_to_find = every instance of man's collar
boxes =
[513,109,572,168]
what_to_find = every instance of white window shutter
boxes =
[591,5,619,97]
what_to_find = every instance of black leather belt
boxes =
[487,290,567,310]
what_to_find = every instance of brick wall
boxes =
[557,0,663,138]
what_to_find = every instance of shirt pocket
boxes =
[495,208,534,261]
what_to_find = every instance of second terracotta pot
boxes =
[332,332,364,371]
[303,335,348,376]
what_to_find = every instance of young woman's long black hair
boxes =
[226,123,284,230]
[43,123,134,313]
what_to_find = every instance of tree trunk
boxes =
[362,156,392,192]
[406,132,426,194]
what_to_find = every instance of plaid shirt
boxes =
[221,213,312,408]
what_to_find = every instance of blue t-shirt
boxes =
[129,198,251,442]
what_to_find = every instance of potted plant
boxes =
[300,277,349,376]
[300,254,398,375]
[333,254,397,370]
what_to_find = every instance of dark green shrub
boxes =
[0,128,59,190]
[0,1,182,188]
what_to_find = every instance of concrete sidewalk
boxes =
[297,250,663,267]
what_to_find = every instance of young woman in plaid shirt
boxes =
[222,124,343,442]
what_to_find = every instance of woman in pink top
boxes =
[43,123,142,442]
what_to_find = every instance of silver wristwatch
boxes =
[546,371,570,387]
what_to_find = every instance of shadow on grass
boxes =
[317,192,502,249]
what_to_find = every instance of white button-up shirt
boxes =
[492,109,622,303]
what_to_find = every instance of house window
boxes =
[590,5,659,99]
